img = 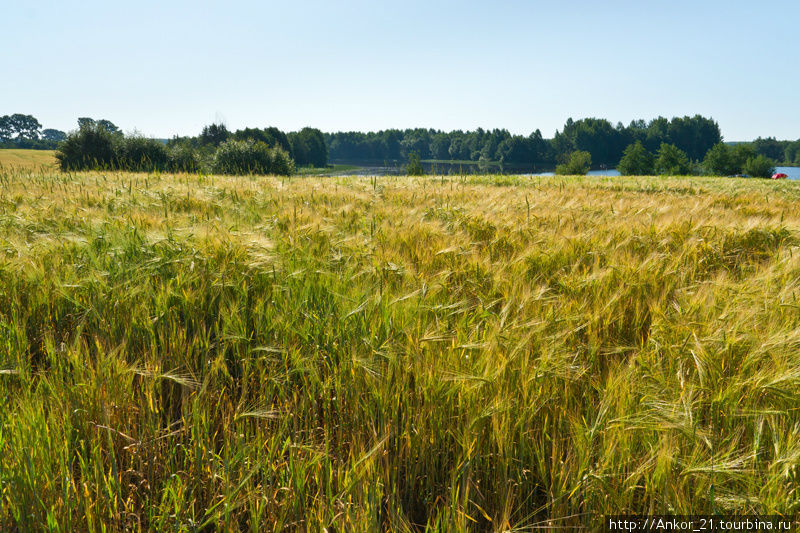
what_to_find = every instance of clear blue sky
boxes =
[3,0,798,141]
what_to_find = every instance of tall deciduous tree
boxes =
[96,120,120,134]
[666,115,721,161]
[290,127,327,167]
[200,123,230,146]
[42,129,67,142]
[0,116,12,142]
[703,143,736,176]
[7,114,42,140]
[553,117,624,167]
[617,141,654,175]
[751,137,786,161]
[730,144,755,172]
[233,127,292,156]
[654,143,691,175]
[785,140,800,164]
[77,118,120,134]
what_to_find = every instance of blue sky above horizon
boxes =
[3,0,798,141]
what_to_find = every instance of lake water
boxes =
[530,166,800,179]
[528,169,620,177]
[775,166,800,180]
[329,163,800,179]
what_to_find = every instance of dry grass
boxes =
[2,169,800,531]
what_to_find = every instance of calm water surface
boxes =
[529,169,620,177]
[530,166,800,179]
[775,166,800,180]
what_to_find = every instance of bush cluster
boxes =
[211,139,294,176]
[742,155,776,178]
[702,142,777,177]
[555,150,592,175]
[55,124,118,170]
[56,126,292,175]
[618,141,694,176]
[56,125,194,172]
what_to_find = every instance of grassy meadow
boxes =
[2,168,800,530]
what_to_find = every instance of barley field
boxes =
[2,169,800,531]
[0,149,57,170]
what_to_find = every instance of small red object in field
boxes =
[771,173,788,179]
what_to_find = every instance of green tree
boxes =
[0,116,12,143]
[554,118,623,167]
[742,155,776,178]
[77,118,119,134]
[555,150,591,175]
[96,120,120,134]
[7,114,42,140]
[654,143,691,175]
[644,116,670,152]
[400,129,432,159]
[41,129,67,142]
[289,127,327,167]
[406,151,424,176]
[429,133,451,160]
[666,115,721,161]
[702,143,735,175]
[200,123,230,146]
[784,140,800,164]
[752,137,786,161]
[56,123,118,170]
[617,141,654,175]
[730,144,755,172]
[233,127,292,156]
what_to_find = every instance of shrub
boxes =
[117,136,169,171]
[654,143,692,175]
[742,155,776,178]
[212,139,294,176]
[702,143,734,175]
[731,144,756,171]
[269,146,295,176]
[555,150,591,175]
[617,141,654,175]
[55,124,119,170]
[703,143,756,176]
[168,144,201,173]
[406,151,424,175]
[233,127,292,156]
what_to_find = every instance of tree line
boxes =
[167,123,327,168]
[324,116,725,169]
[3,113,328,175]
[7,111,800,176]
[326,116,800,172]
[614,140,779,178]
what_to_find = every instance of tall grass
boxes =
[2,169,800,530]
